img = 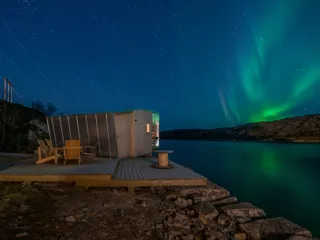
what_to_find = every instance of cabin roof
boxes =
[48,109,159,118]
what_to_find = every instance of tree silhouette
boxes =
[32,100,57,116]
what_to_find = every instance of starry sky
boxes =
[0,0,320,130]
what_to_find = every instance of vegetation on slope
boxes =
[0,100,49,153]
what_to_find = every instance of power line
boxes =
[0,16,66,104]
[0,76,22,101]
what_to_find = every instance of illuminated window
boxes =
[146,123,150,134]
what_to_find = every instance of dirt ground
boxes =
[0,182,165,240]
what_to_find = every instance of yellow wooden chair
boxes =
[64,140,82,164]
[45,139,54,154]
[36,139,58,164]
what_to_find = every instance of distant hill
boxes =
[160,114,320,143]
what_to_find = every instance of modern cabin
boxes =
[46,110,160,159]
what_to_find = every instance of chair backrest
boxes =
[45,139,54,154]
[37,139,49,156]
[65,139,81,159]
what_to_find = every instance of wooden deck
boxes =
[0,156,208,188]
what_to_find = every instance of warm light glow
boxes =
[146,123,150,133]
[152,113,160,147]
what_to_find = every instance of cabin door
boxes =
[114,113,133,159]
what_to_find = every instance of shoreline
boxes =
[0,154,317,239]
[0,181,316,240]
[160,138,320,145]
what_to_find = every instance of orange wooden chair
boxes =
[36,139,58,164]
[63,140,82,164]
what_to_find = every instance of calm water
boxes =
[160,140,320,236]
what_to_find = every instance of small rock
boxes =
[234,232,247,240]
[150,187,157,193]
[65,216,76,223]
[166,193,178,201]
[156,223,163,229]
[74,212,85,219]
[21,182,31,188]
[140,201,147,208]
[205,229,224,240]
[15,232,28,238]
[174,197,189,208]
[196,214,206,225]
[186,210,195,217]
[221,202,266,218]
[181,234,194,240]
[217,214,230,226]
[167,213,191,230]
[239,217,312,240]
[19,204,29,212]
[168,227,190,239]
[195,231,206,240]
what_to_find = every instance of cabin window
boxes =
[146,123,151,134]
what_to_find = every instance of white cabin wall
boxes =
[114,113,133,159]
[133,110,153,156]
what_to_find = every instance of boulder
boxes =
[211,196,238,206]
[239,217,313,240]
[221,202,266,218]
[193,202,219,221]
[180,184,230,203]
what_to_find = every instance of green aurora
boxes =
[222,0,320,125]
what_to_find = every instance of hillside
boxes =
[0,100,48,153]
[160,114,320,143]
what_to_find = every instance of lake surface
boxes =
[160,140,320,237]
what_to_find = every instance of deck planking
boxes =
[0,157,208,187]
[113,158,206,181]
[0,158,118,175]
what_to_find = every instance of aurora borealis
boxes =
[0,0,320,129]
[221,0,320,125]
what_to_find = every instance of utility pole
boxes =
[3,77,13,103]
[1,77,13,150]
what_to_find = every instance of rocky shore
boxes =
[0,181,317,240]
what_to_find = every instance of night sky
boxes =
[1,0,320,130]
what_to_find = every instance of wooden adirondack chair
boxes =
[45,139,54,154]
[36,139,58,164]
[82,145,97,162]
[64,140,82,164]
